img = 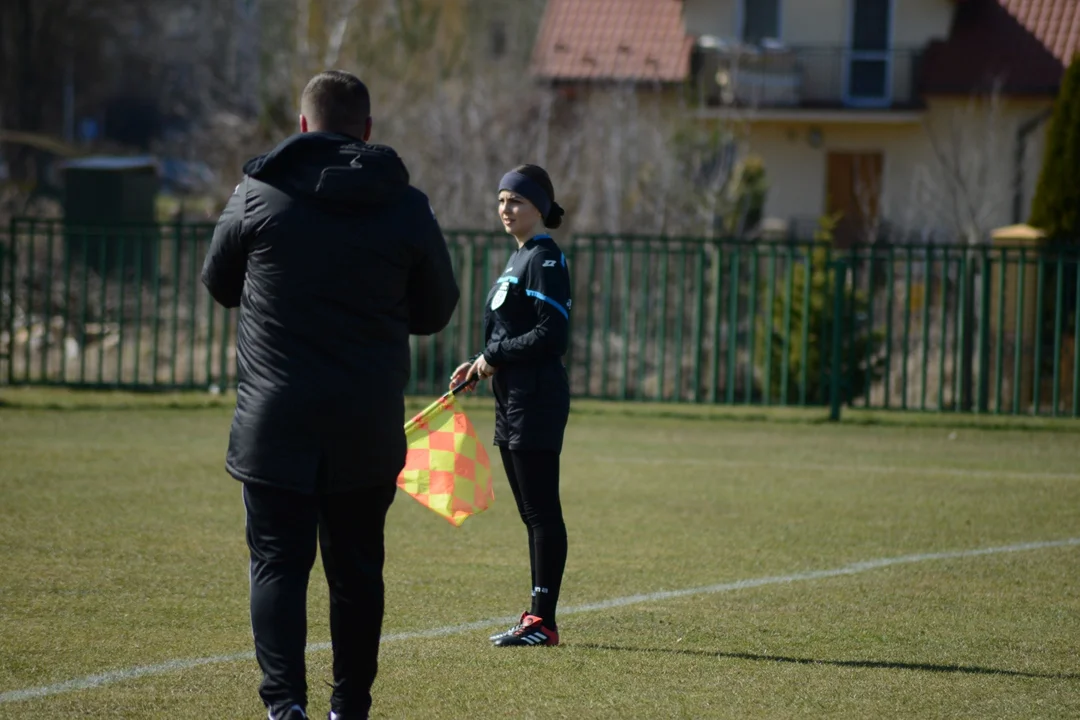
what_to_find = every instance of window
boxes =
[742,0,781,44]
[845,0,893,105]
[851,0,890,51]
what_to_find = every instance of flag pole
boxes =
[406,376,479,435]
[449,375,479,398]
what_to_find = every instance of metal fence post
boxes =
[977,245,991,413]
[829,258,847,422]
[1,220,8,385]
[5,218,16,385]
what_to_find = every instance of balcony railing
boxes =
[692,44,924,111]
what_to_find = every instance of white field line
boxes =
[593,456,1080,481]
[2,537,1078,704]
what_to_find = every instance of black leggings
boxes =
[500,447,567,626]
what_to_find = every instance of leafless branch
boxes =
[915,80,1013,244]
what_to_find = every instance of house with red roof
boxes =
[531,0,1079,243]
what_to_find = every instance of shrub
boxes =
[754,214,885,404]
[1029,54,1080,240]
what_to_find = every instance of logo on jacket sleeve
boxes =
[542,259,557,267]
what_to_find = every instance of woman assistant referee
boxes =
[450,164,571,648]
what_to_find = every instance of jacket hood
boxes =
[242,132,410,211]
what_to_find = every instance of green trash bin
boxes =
[61,156,160,278]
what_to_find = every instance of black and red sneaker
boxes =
[489,611,530,642]
[492,614,559,647]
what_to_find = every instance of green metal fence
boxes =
[2,218,1078,416]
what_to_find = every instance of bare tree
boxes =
[910,81,1013,245]
[852,156,885,244]
[890,83,1017,410]
[1,0,749,234]
[0,0,128,179]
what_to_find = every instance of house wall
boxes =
[683,0,737,38]
[784,0,848,44]
[743,97,1053,238]
[893,0,954,46]
[682,0,954,46]
[548,82,1052,239]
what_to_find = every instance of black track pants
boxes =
[243,481,396,718]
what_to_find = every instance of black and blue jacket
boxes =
[481,234,572,451]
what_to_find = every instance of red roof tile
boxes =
[530,0,693,82]
[1000,0,1080,62]
[922,0,1080,95]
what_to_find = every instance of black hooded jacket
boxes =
[202,132,459,493]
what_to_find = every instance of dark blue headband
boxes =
[499,171,551,219]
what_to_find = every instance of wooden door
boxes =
[826,152,883,246]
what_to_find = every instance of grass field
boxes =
[1,388,1079,719]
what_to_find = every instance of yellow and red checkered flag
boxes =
[396,382,494,527]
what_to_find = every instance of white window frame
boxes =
[843,0,895,107]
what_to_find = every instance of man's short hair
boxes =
[300,70,371,137]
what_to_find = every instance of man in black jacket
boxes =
[202,70,459,720]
